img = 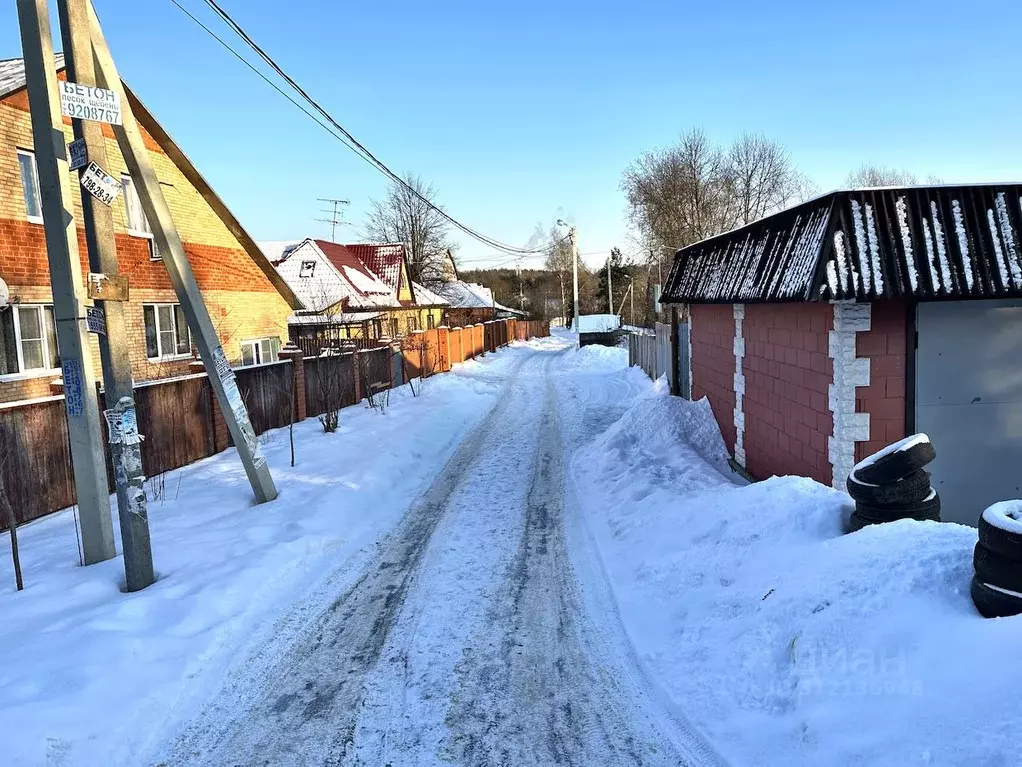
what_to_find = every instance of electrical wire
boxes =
[170,0,563,257]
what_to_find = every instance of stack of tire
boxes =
[845,434,939,532]
[972,501,1022,618]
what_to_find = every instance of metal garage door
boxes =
[916,300,1022,525]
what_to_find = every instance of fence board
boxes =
[303,354,356,418]
[133,375,215,477]
[235,361,294,436]
[0,399,74,528]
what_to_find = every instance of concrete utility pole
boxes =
[607,257,613,315]
[56,0,154,591]
[16,0,115,565]
[557,220,578,331]
[87,0,278,504]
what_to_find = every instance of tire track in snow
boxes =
[163,351,537,766]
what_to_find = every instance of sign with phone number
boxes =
[80,162,121,207]
[59,80,122,125]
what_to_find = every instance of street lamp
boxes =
[556,220,579,333]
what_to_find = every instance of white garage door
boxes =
[916,300,1022,526]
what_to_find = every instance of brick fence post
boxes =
[437,326,450,372]
[277,344,307,422]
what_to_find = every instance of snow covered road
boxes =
[162,339,718,766]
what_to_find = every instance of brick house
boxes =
[265,238,447,347]
[662,183,1022,525]
[0,56,299,403]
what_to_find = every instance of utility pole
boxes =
[607,257,613,315]
[57,0,154,591]
[16,0,115,566]
[557,220,578,331]
[87,0,277,504]
[316,197,348,242]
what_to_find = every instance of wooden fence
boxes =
[1,318,550,529]
[627,320,690,396]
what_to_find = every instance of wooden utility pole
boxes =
[56,0,154,591]
[87,1,277,504]
[16,0,115,565]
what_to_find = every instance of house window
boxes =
[407,315,418,333]
[143,303,191,360]
[390,318,399,338]
[427,312,435,330]
[122,175,161,260]
[17,149,43,223]
[299,260,316,278]
[0,305,59,375]
[240,337,280,366]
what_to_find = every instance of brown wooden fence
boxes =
[0,318,550,529]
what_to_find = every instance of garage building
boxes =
[661,183,1022,525]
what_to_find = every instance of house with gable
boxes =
[264,239,448,352]
[0,55,300,403]
[429,250,525,326]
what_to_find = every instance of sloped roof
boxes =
[662,183,1022,303]
[0,54,64,99]
[0,55,300,308]
[430,280,494,309]
[265,239,397,312]
[411,281,450,307]
[345,243,407,295]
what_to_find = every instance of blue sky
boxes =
[3,0,1021,269]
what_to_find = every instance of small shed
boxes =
[661,183,1022,525]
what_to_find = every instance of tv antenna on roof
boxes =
[316,197,349,242]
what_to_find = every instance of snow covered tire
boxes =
[970,576,1022,619]
[973,543,1022,593]
[854,492,941,524]
[853,435,936,485]
[846,469,931,507]
[978,504,1022,562]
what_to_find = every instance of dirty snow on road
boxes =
[162,333,717,766]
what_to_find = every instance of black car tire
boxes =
[846,469,931,506]
[854,436,936,485]
[855,492,941,524]
[978,511,1022,562]
[974,543,1022,593]
[971,576,1022,619]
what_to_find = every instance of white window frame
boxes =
[299,260,316,278]
[240,337,280,367]
[143,302,192,361]
[121,175,161,260]
[17,149,43,224]
[0,304,60,380]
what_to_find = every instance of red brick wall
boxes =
[742,303,834,484]
[0,219,277,293]
[691,304,737,453]
[854,299,908,461]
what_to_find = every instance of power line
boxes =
[170,0,561,257]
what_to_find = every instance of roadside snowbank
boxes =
[0,345,534,766]
[571,385,1022,766]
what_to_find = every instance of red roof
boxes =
[344,243,411,303]
[313,240,394,306]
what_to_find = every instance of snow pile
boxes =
[571,389,1022,766]
[559,343,630,373]
[576,313,620,333]
[0,348,523,766]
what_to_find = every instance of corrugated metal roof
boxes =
[344,243,406,294]
[662,183,1022,303]
[0,54,63,99]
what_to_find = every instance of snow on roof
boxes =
[0,54,64,100]
[264,239,400,313]
[344,243,406,295]
[577,314,621,333]
[411,281,450,307]
[429,280,493,309]
[288,311,383,326]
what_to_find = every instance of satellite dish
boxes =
[0,277,8,308]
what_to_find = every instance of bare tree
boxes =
[363,173,456,284]
[622,128,810,254]
[845,165,944,188]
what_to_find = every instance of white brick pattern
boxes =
[828,301,871,489]
[733,304,746,467]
